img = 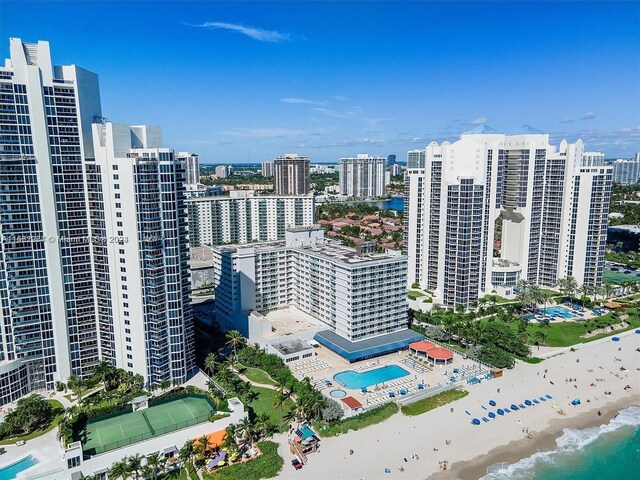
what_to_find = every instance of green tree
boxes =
[127,454,143,479]
[108,460,130,480]
[225,330,246,360]
[179,439,195,473]
[145,452,164,480]
[204,352,219,376]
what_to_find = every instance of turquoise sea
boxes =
[482,406,640,480]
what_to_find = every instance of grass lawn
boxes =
[408,290,426,300]
[313,403,399,437]
[240,367,277,387]
[202,441,283,480]
[540,288,561,297]
[400,389,468,416]
[526,314,640,347]
[0,399,65,445]
[247,387,293,432]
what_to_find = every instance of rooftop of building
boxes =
[214,229,404,266]
[186,192,313,202]
[252,306,326,340]
[270,337,314,356]
[189,245,214,269]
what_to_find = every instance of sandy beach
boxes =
[276,331,640,480]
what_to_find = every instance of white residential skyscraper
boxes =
[338,154,388,198]
[0,39,193,404]
[405,126,612,308]
[177,151,199,185]
[92,122,194,386]
[611,159,640,185]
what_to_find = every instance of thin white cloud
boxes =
[559,118,574,124]
[465,117,489,125]
[311,107,359,119]
[217,127,324,138]
[280,97,325,106]
[581,112,597,120]
[186,22,290,42]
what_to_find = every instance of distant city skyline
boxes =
[3,1,639,162]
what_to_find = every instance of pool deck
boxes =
[289,341,489,412]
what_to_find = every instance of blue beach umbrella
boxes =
[525,399,532,406]
[488,412,496,419]
[511,404,519,410]
[612,337,620,342]
[497,409,505,415]
[472,418,481,425]
[489,400,497,406]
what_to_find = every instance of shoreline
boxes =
[274,331,639,480]
[442,396,637,480]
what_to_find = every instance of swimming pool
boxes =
[544,306,574,318]
[334,365,409,389]
[0,455,39,480]
[329,389,347,398]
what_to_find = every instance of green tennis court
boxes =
[603,268,638,284]
[82,395,215,455]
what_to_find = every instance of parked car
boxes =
[292,459,303,470]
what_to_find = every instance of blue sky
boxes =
[3,1,639,162]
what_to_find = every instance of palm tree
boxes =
[179,439,195,473]
[204,352,219,376]
[197,435,210,456]
[127,454,143,479]
[558,276,578,303]
[535,330,548,348]
[282,408,297,428]
[245,389,260,405]
[145,452,164,480]
[603,283,615,300]
[108,460,130,480]
[223,423,238,449]
[237,417,254,446]
[225,330,246,360]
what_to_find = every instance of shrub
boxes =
[320,399,343,422]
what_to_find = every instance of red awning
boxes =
[408,340,436,353]
[341,396,363,409]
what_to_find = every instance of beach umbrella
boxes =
[472,418,481,425]
[612,337,620,342]
[511,404,519,410]
[488,412,496,419]
[525,399,532,406]
[489,400,497,406]
[571,398,581,405]
[497,409,504,416]
[635,329,640,334]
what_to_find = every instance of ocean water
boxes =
[481,405,640,480]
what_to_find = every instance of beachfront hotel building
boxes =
[186,191,314,246]
[337,154,388,199]
[274,153,310,195]
[0,39,193,404]
[211,227,421,362]
[405,125,612,308]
